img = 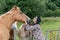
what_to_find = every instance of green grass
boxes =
[17,17,60,40]
[41,21,60,35]
[41,17,60,40]
[41,17,60,34]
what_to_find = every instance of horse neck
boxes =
[0,13,15,30]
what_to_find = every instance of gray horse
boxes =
[18,16,45,40]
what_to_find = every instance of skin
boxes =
[33,17,37,24]
[0,6,30,40]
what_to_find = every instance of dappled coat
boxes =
[18,24,30,40]
[26,24,45,40]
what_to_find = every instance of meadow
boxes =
[17,17,60,40]
[41,17,60,34]
[41,17,60,40]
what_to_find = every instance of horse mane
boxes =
[0,9,13,17]
[0,5,19,19]
[0,12,11,19]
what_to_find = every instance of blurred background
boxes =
[0,0,60,40]
[0,0,60,18]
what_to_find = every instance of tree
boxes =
[0,0,46,18]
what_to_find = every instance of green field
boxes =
[17,17,60,40]
[41,17,60,34]
[41,17,60,40]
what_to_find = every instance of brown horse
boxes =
[0,5,30,40]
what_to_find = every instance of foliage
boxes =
[45,0,60,17]
[0,0,45,18]
[0,0,60,18]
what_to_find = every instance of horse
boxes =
[18,16,41,40]
[18,24,30,40]
[17,19,34,40]
[9,21,17,40]
[0,5,30,40]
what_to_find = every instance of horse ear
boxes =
[11,5,18,10]
[13,5,17,10]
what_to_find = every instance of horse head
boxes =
[11,5,30,23]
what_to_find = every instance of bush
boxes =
[0,0,46,19]
[53,9,60,17]
[0,0,60,18]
